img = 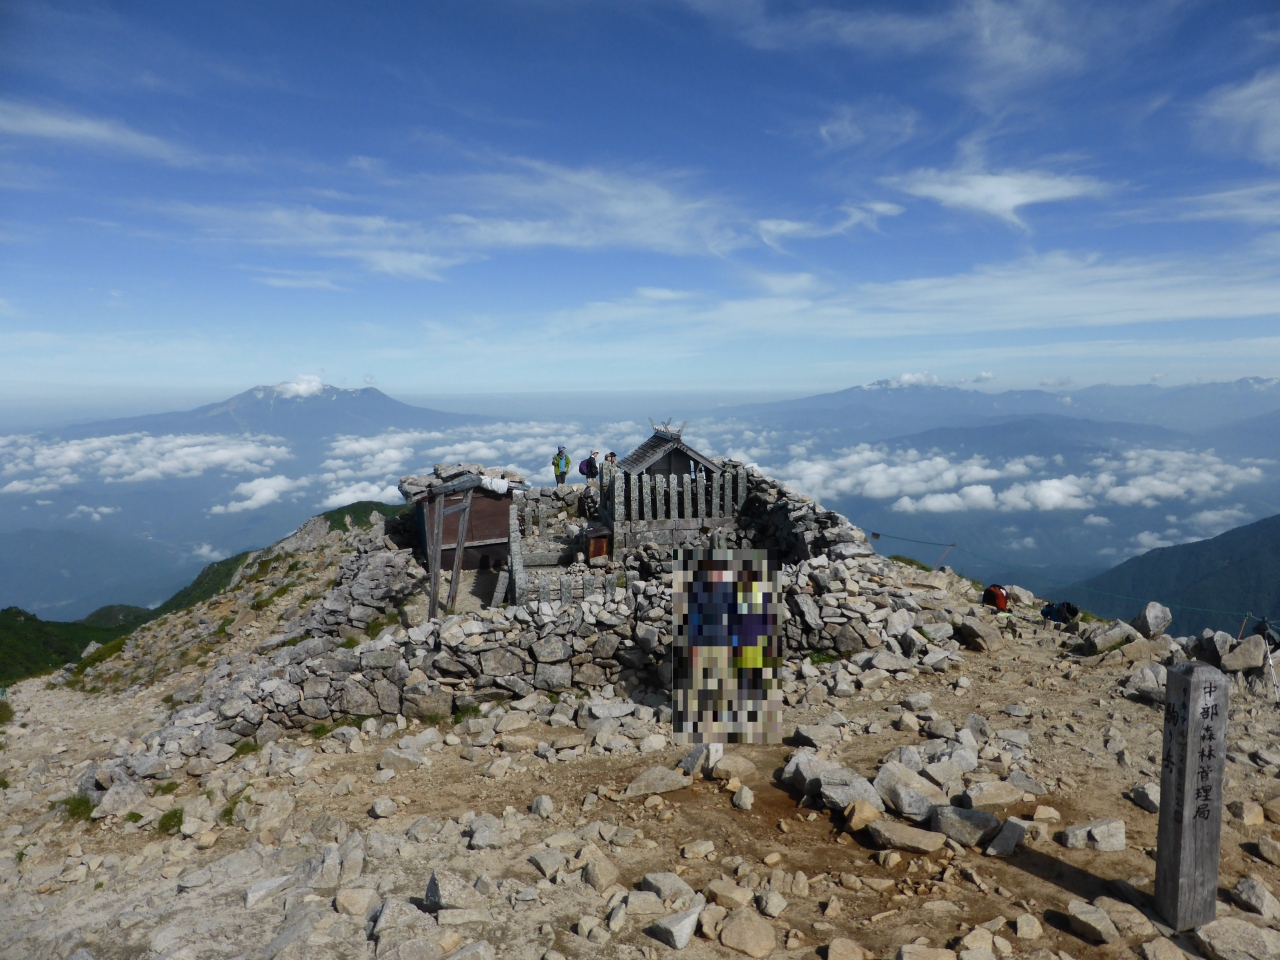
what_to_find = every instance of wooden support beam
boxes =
[445,488,473,614]
[427,495,444,619]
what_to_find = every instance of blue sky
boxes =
[3,0,1280,412]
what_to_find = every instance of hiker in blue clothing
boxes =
[551,445,571,485]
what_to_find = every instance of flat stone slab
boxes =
[624,766,691,798]
[962,780,1025,808]
[865,819,946,854]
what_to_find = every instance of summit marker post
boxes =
[1154,661,1228,931]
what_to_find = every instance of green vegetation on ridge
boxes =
[321,500,407,533]
[0,608,126,685]
[0,551,253,685]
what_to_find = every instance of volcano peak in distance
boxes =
[52,380,486,441]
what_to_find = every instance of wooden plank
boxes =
[1155,662,1228,931]
[711,472,722,518]
[428,495,444,619]
[445,489,473,613]
[640,473,651,520]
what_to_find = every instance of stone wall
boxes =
[132,461,984,763]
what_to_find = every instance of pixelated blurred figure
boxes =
[672,549,784,743]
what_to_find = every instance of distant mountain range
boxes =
[730,376,1280,441]
[1066,512,1280,637]
[2,374,1280,620]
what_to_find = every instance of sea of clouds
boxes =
[0,414,1269,561]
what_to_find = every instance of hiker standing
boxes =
[579,450,600,485]
[551,445,571,485]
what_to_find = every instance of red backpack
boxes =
[982,584,1009,611]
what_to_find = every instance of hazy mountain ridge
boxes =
[3,375,1280,618]
[1066,512,1280,637]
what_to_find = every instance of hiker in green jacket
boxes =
[551,446,571,485]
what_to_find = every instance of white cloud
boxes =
[67,505,118,522]
[971,372,995,383]
[773,440,1266,516]
[320,482,402,508]
[210,475,309,514]
[1008,536,1037,550]
[1096,449,1263,507]
[273,375,325,399]
[1198,67,1280,166]
[192,543,228,562]
[0,100,195,165]
[817,101,917,152]
[885,166,1107,227]
[171,157,749,281]
[1186,505,1250,537]
[1040,376,1072,388]
[1132,530,1176,551]
[1182,182,1280,226]
[0,432,290,492]
[757,204,901,250]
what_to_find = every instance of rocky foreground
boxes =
[2,477,1280,960]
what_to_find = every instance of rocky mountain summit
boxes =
[2,465,1279,960]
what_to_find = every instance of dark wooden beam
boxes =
[445,488,473,613]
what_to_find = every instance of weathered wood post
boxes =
[1155,661,1228,931]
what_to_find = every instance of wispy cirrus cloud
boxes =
[1198,67,1280,167]
[884,165,1108,227]
[757,202,903,251]
[169,157,748,281]
[0,99,198,165]
[682,0,1099,103]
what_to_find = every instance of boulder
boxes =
[1221,636,1267,673]
[646,895,705,950]
[1193,917,1280,960]
[932,806,1001,848]
[1130,602,1173,639]
[956,619,1004,654]
[1066,900,1121,943]
[719,907,776,958]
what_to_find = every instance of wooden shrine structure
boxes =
[605,423,747,556]
[409,473,529,617]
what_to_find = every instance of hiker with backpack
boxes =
[578,450,599,485]
[551,446,571,485]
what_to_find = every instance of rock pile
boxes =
[6,460,1280,960]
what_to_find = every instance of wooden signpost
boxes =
[1154,661,1228,931]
